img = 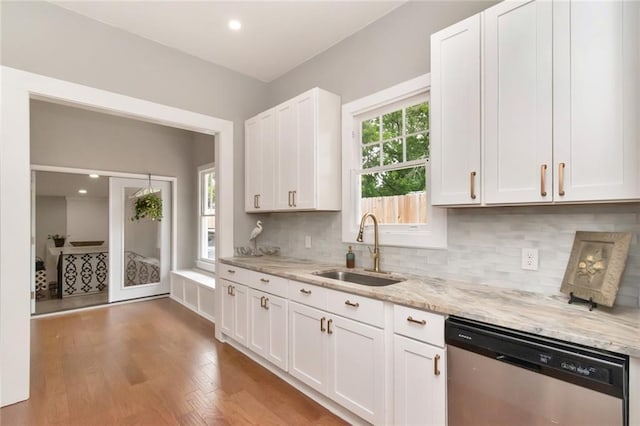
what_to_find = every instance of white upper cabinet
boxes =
[245,109,276,212]
[431,14,482,206]
[484,0,553,204]
[432,0,639,206]
[553,0,639,202]
[248,88,341,213]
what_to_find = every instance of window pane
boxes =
[361,117,380,143]
[203,171,215,215]
[362,144,380,169]
[406,132,429,161]
[360,166,427,224]
[382,110,402,140]
[204,217,215,261]
[406,102,429,134]
[382,139,403,165]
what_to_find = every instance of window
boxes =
[197,164,216,270]
[342,75,446,248]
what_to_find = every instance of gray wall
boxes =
[1,0,268,245]
[267,1,497,105]
[30,99,208,269]
[258,1,640,308]
[34,195,66,261]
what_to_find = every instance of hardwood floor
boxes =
[1,298,347,425]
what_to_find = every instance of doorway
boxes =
[31,169,174,315]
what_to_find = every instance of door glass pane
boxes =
[124,187,162,286]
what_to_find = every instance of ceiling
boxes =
[52,1,404,82]
[36,171,109,198]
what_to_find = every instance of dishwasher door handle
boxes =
[496,354,541,373]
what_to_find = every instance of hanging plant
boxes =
[131,193,163,222]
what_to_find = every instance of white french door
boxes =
[109,177,171,302]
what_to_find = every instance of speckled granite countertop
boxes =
[220,256,640,357]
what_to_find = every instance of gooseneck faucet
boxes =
[356,212,381,273]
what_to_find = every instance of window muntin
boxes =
[356,97,429,226]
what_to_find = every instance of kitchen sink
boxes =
[312,270,403,286]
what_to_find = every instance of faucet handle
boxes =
[367,246,377,257]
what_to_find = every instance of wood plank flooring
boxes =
[1,299,347,425]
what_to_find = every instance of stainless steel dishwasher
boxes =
[446,316,629,426]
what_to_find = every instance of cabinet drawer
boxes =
[288,280,327,310]
[393,305,444,347]
[243,270,288,298]
[219,265,250,283]
[326,290,384,328]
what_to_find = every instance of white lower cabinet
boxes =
[248,289,288,371]
[288,301,385,424]
[394,334,447,426]
[220,279,248,347]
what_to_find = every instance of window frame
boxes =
[196,163,216,272]
[341,74,447,249]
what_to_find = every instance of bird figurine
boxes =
[249,220,263,256]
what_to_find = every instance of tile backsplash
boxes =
[255,203,640,308]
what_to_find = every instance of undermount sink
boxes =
[313,270,403,287]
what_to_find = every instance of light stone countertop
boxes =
[220,255,640,357]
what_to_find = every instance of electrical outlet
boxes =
[521,248,539,271]
[304,235,312,249]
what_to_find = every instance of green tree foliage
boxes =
[360,102,429,198]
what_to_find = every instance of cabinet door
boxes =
[294,91,317,210]
[245,110,276,212]
[553,0,639,201]
[326,315,385,425]
[431,14,482,205]
[289,302,327,394]
[484,0,553,204]
[275,102,297,210]
[219,279,235,337]
[265,294,288,371]
[233,284,249,347]
[394,335,446,426]
[248,289,268,357]
[245,117,261,212]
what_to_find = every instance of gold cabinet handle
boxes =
[292,190,297,207]
[434,354,441,376]
[300,288,312,295]
[257,194,261,208]
[407,316,426,326]
[470,171,477,200]
[227,286,232,295]
[260,278,270,283]
[230,285,235,296]
[344,300,359,308]
[327,319,333,335]
[540,164,548,197]
[264,297,269,310]
[320,317,326,332]
[253,194,258,209]
[288,191,292,207]
[260,296,265,308]
[227,269,236,274]
[558,162,566,196]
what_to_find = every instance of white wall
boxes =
[65,197,108,244]
[35,195,67,283]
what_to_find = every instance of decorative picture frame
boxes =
[560,231,632,307]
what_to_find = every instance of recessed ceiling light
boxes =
[89,174,99,178]
[228,19,242,31]
[78,189,87,194]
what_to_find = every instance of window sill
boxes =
[195,260,215,273]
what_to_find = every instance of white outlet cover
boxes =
[521,248,539,271]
